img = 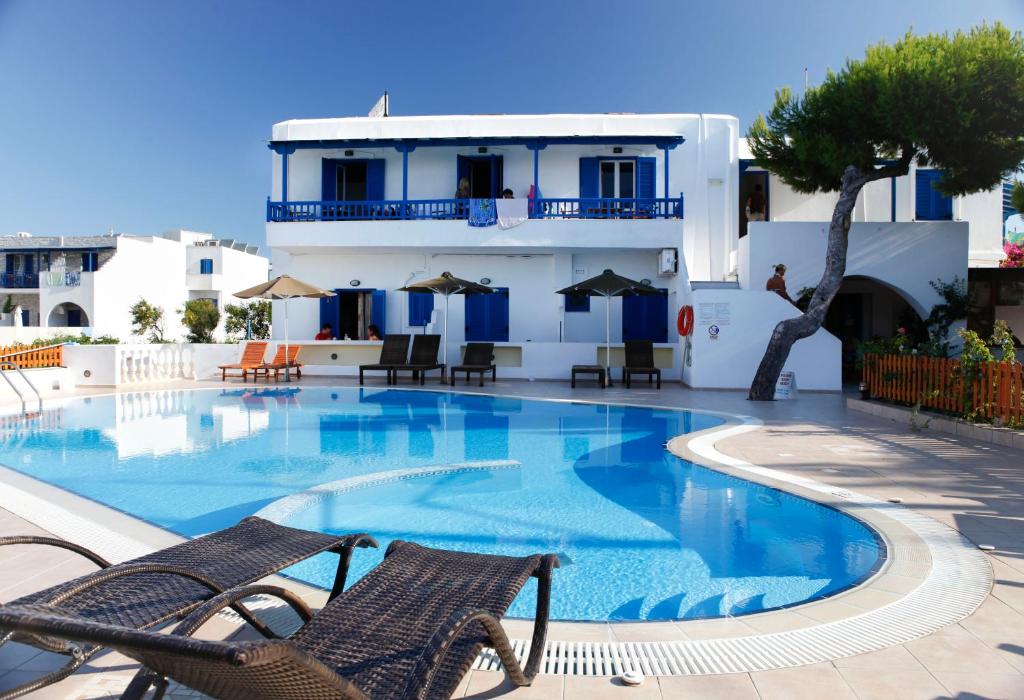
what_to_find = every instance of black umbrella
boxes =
[398,272,494,369]
[557,269,659,386]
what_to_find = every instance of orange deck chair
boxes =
[218,341,269,382]
[257,344,303,382]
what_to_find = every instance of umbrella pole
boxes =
[283,298,291,383]
[605,293,612,387]
[443,293,449,381]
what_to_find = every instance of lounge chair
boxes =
[257,344,303,382]
[571,364,607,388]
[450,342,496,387]
[391,334,445,385]
[0,517,376,698]
[622,339,661,388]
[0,542,558,700]
[358,334,410,385]
[218,341,269,382]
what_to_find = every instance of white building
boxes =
[0,230,269,342]
[265,113,992,390]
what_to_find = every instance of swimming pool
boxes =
[0,387,882,621]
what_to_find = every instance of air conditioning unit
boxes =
[658,248,678,276]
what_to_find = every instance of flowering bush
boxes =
[1002,242,1024,268]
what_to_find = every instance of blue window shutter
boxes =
[936,186,953,220]
[24,256,34,275]
[637,158,656,200]
[408,294,434,326]
[371,289,386,332]
[579,158,599,199]
[5,256,14,274]
[20,309,29,326]
[321,159,338,200]
[622,290,668,342]
[465,290,508,341]
[200,258,213,274]
[366,160,385,200]
[493,288,509,342]
[320,291,340,331]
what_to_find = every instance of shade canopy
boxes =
[234,275,335,300]
[556,269,659,298]
[398,271,493,296]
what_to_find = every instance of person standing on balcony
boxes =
[766,264,794,304]
[746,184,766,222]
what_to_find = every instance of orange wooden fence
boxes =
[862,354,1024,425]
[0,344,64,370]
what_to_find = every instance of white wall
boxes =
[681,288,841,391]
[739,221,969,318]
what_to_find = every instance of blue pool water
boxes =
[0,387,882,621]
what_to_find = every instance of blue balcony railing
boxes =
[0,273,39,289]
[267,196,684,223]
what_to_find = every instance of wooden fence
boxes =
[0,344,64,370]
[862,354,1024,425]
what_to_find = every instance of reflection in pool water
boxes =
[0,387,882,621]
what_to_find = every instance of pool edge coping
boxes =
[0,383,993,677]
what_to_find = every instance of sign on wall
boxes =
[774,371,798,400]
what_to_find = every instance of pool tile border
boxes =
[0,385,994,678]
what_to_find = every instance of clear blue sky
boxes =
[0,0,1020,246]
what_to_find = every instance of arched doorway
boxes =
[823,276,923,384]
[47,302,89,328]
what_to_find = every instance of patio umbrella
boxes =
[234,275,335,383]
[398,272,494,372]
[557,269,659,386]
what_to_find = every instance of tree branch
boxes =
[864,145,917,182]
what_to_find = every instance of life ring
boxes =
[677,305,694,336]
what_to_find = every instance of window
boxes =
[622,289,669,343]
[408,294,434,327]
[200,258,214,275]
[564,294,590,313]
[599,160,635,199]
[82,252,98,272]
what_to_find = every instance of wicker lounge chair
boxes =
[256,345,303,382]
[622,339,661,388]
[358,334,410,385]
[391,334,445,385]
[218,341,269,382]
[0,517,376,699]
[0,541,558,700]
[450,342,496,387]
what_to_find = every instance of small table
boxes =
[571,365,608,388]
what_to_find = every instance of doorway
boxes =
[739,170,770,237]
[457,155,504,198]
[321,290,386,340]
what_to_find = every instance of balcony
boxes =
[0,273,39,289]
[41,271,82,288]
[266,196,684,223]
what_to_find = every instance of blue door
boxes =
[915,170,953,220]
[370,290,386,333]
[20,309,30,326]
[622,289,668,342]
[408,294,434,327]
[465,288,509,342]
[319,290,341,335]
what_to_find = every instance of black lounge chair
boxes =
[0,541,558,700]
[391,334,445,385]
[0,517,376,699]
[358,334,410,386]
[450,342,496,387]
[622,339,661,388]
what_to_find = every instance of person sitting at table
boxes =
[502,188,514,199]
[314,324,333,341]
[367,325,382,341]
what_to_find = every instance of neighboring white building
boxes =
[264,113,987,390]
[0,230,269,342]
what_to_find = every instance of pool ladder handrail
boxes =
[0,361,43,415]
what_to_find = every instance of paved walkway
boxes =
[0,380,1022,698]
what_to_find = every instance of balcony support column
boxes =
[526,141,546,217]
[662,145,670,204]
[395,143,416,219]
[276,145,296,204]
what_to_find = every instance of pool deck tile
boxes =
[2,380,1024,697]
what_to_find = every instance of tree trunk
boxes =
[748,166,868,400]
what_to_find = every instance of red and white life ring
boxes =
[677,305,695,337]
